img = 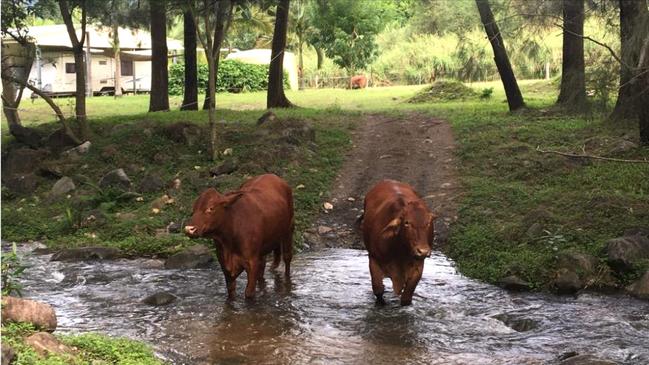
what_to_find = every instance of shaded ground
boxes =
[304,112,460,250]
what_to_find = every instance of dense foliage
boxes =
[169,60,288,96]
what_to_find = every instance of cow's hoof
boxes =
[375,295,386,305]
[400,299,412,306]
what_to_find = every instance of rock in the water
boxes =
[99,168,131,190]
[162,122,201,146]
[4,173,40,195]
[609,140,637,155]
[50,176,75,198]
[559,354,617,365]
[257,111,277,126]
[142,292,177,306]
[24,332,74,358]
[138,173,165,193]
[210,159,238,177]
[605,235,649,272]
[553,268,583,294]
[42,128,78,154]
[626,271,649,300]
[51,247,121,261]
[499,275,531,291]
[1,297,57,332]
[493,313,538,332]
[1,343,16,365]
[164,244,214,269]
[2,148,48,178]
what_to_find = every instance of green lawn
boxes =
[4,79,649,289]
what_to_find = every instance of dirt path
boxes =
[304,113,461,250]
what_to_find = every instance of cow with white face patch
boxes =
[360,180,437,305]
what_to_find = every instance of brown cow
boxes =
[184,174,294,299]
[350,75,368,89]
[360,180,437,306]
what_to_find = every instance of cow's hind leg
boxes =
[369,257,385,304]
[271,247,282,270]
[244,258,265,299]
[281,230,293,278]
[224,265,244,300]
[257,256,267,286]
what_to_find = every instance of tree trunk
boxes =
[181,10,198,111]
[557,0,586,107]
[149,0,170,112]
[315,46,324,70]
[475,0,525,111]
[207,51,218,160]
[298,36,305,90]
[202,0,232,110]
[637,28,649,145]
[267,0,293,108]
[59,0,90,139]
[112,20,122,97]
[611,0,648,119]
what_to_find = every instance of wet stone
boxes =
[499,275,531,291]
[164,245,214,269]
[493,314,538,332]
[142,292,178,306]
[51,247,122,262]
[559,354,618,365]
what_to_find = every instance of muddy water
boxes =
[15,245,649,365]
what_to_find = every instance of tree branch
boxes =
[536,146,649,164]
[554,22,630,71]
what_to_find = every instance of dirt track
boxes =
[305,113,461,249]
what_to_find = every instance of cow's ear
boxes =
[220,192,244,208]
[381,218,402,239]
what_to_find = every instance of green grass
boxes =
[1,322,162,365]
[4,79,649,289]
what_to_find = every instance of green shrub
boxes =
[408,80,478,103]
[169,60,289,96]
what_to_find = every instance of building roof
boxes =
[13,24,182,51]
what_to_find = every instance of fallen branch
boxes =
[535,146,649,164]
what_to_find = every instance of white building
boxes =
[3,24,183,96]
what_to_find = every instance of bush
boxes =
[408,80,478,103]
[169,60,289,96]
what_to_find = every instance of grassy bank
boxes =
[4,79,648,289]
[1,322,162,365]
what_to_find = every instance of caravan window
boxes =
[65,63,75,74]
[121,60,133,76]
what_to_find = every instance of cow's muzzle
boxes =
[414,247,431,259]
[184,225,198,237]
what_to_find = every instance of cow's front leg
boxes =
[257,256,267,287]
[369,257,385,304]
[400,263,423,306]
[224,265,243,299]
[244,258,263,299]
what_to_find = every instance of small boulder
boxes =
[99,168,131,190]
[559,354,618,365]
[42,128,78,154]
[499,275,531,291]
[164,244,214,269]
[1,297,57,332]
[605,235,649,272]
[556,252,598,275]
[609,140,637,155]
[257,111,277,126]
[4,173,40,195]
[51,247,121,262]
[626,271,649,300]
[209,159,238,177]
[24,332,74,358]
[493,313,538,332]
[553,268,583,294]
[49,176,75,198]
[142,292,177,306]
[317,226,333,235]
[623,227,649,238]
[1,148,48,178]
[61,141,91,158]
[162,122,201,146]
[100,145,119,160]
[525,222,544,239]
[10,124,43,148]
[138,173,165,193]
[1,343,16,365]
[167,221,182,233]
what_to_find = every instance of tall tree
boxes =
[111,0,122,98]
[475,0,525,111]
[639,37,649,145]
[181,10,198,111]
[556,0,586,107]
[149,0,170,112]
[202,0,234,110]
[267,0,293,108]
[59,0,91,139]
[611,0,649,119]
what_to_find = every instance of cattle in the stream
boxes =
[184,174,294,299]
[360,180,437,305]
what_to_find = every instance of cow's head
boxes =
[184,188,244,238]
[382,201,437,259]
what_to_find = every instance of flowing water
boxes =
[14,244,649,365]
